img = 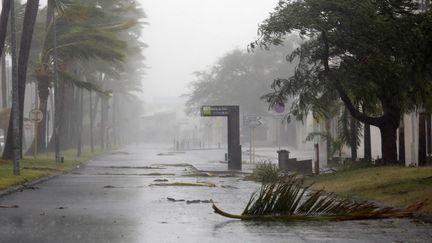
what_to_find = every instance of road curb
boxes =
[0,172,64,199]
[0,153,106,199]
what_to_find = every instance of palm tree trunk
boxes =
[350,115,357,161]
[0,0,11,56]
[26,76,50,154]
[76,88,83,157]
[364,123,371,161]
[398,118,405,163]
[89,90,94,152]
[426,114,431,157]
[1,51,6,108]
[3,0,39,159]
[100,96,108,149]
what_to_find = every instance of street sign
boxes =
[29,109,43,123]
[200,105,241,170]
[201,106,230,116]
[274,102,285,113]
[243,115,261,122]
[243,115,262,127]
[248,120,262,127]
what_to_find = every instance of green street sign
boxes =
[201,106,230,116]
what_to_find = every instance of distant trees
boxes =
[254,0,432,164]
[185,38,300,116]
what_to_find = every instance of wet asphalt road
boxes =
[0,144,431,243]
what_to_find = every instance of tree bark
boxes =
[26,74,49,154]
[76,88,83,157]
[418,112,427,166]
[89,91,94,152]
[398,118,405,163]
[1,51,7,108]
[3,0,39,159]
[379,125,398,165]
[364,123,371,161]
[100,96,108,149]
[426,114,431,156]
[0,0,11,56]
[350,115,357,161]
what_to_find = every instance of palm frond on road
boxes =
[213,175,425,221]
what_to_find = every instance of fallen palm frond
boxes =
[213,174,425,221]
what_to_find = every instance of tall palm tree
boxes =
[2,0,40,160]
[27,3,128,153]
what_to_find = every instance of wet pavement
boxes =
[0,144,431,243]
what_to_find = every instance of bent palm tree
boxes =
[213,175,425,221]
[28,3,128,153]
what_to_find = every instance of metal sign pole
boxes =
[34,122,37,158]
[249,126,252,164]
[252,126,255,164]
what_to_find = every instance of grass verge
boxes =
[308,166,432,214]
[0,148,109,190]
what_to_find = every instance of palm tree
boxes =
[27,3,127,153]
[2,0,40,160]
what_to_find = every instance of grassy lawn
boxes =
[0,148,109,190]
[309,166,432,214]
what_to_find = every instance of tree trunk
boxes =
[364,123,371,161]
[1,51,7,108]
[350,115,357,161]
[0,0,11,56]
[3,0,39,159]
[325,118,332,160]
[426,114,431,156]
[398,118,405,163]
[76,89,83,157]
[26,75,50,154]
[100,96,107,149]
[89,91,94,152]
[418,112,427,166]
[379,125,398,164]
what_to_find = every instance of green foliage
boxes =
[251,160,282,183]
[213,174,425,221]
[337,108,362,149]
[253,0,432,163]
[185,38,300,116]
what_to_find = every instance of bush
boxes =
[251,160,282,183]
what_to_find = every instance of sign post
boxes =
[201,105,241,170]
[243,115,262,164]
[29,109,43,158]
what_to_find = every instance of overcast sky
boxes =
[138,0,279,102]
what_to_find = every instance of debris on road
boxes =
[0,204,19,208]
[167,197,185,202]
[151,181,216,187]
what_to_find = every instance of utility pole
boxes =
[10,0,20,175]
[53,8,60,163]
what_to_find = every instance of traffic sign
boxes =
[243,115,261,122]
[29,109,43,123]
[201,106,230,116]
[248,120,262,127]
[274,102,285,113]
